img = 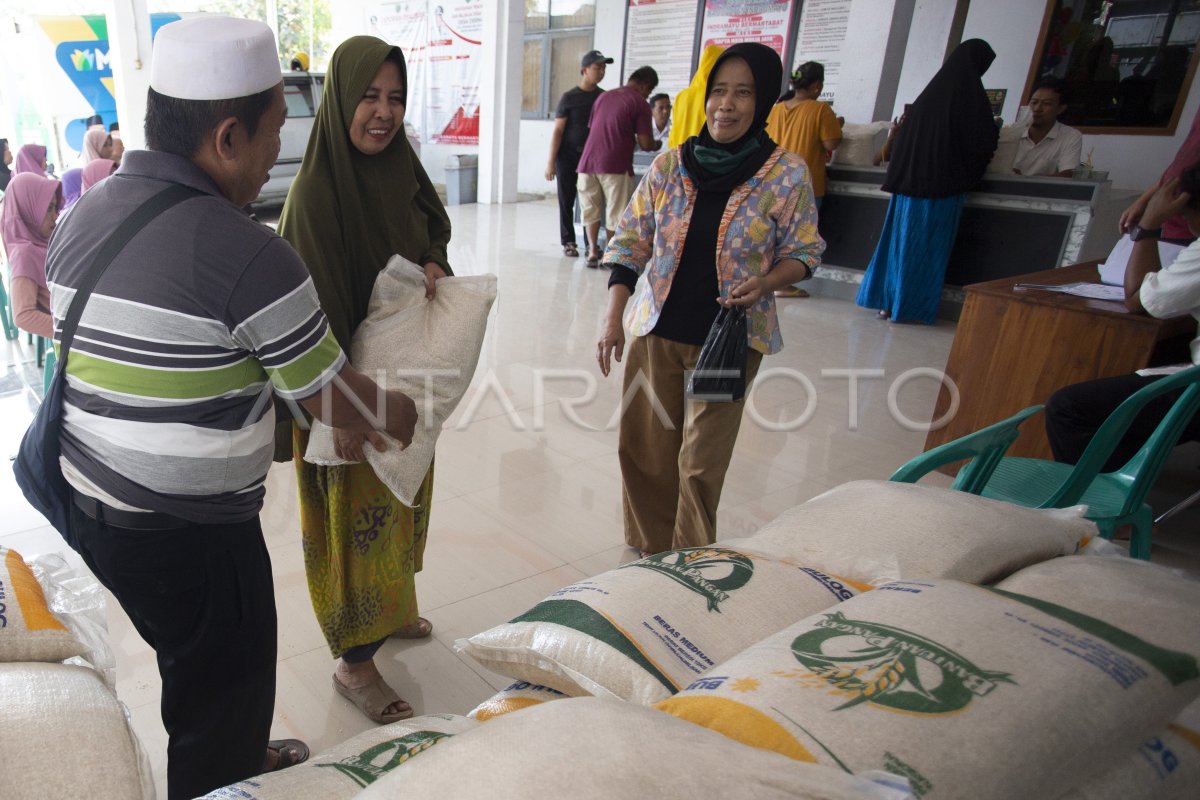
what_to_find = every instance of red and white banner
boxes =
[700,0,796,58]
[366,1,482,145]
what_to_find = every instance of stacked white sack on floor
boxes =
[200,714,478,800]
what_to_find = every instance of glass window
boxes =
[283,77,315,117]
[523,1,596,119]
[1030,0,1200,131]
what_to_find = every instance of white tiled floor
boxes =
[2,197,1198,798]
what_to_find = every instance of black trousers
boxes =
[1045,372,1200,472]
[70,503,278,800]
[556,150,582,246]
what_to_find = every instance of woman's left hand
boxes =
[720,276,768,307]
[423,262,448,299]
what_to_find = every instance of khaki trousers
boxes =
[618,333,763,554]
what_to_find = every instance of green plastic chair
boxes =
[979,364,1200,559]
[890,405,1045,494]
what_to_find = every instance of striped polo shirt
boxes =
[45,151,345,523]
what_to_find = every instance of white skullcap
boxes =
[150,16,281,101]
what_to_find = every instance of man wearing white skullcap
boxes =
[43,16,418,799]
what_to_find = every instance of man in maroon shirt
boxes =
[577,65,661,267]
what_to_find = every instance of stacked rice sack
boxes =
[455,482,1094,709]
[655,556,1200,799]
[456,546,872,704]
[0,546,152,800]
[467,680,568,721]
[200,714,478,799]
[355,698,913,800]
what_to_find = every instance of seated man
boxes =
[1013,78,1083,178]
[1045,165,1200,469]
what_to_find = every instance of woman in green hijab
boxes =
[278,35,452,724]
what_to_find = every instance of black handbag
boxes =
[13,184,200,549]
[687,305,749,402]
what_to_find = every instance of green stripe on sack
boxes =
[989,587,1199,686]
[511,599,678,694]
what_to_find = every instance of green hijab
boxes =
[278,35,452,352]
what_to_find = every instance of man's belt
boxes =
[72,491,191,531]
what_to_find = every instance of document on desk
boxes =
[1013,281,1126,301]
[1097,234,1186,285]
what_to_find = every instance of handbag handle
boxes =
[56,183,203,362]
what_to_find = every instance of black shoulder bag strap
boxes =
[13,182,203,549]
[57,183,202,358]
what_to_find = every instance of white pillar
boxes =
[478,0,523,204]
[106,0,153,152]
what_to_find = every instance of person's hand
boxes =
[1120,194,1150,234]
[720,276,768,307]
[597,318,625,377]
[545,164,556,181]
[382,388,418,449]
[423,261,447,300]
[1141,177,1191,230]
[333,428,387,463]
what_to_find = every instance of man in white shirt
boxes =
[1013,78,1083,178]
[1045,165,1200,468]
[649,92,671,144]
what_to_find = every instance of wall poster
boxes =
[623,0,699,101]
[366,1,482,144]
[793,0,851,104]
[700,0,796,58]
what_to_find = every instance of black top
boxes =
[556,86,604,155]
[882,39,999,198]
[609,185,733,346]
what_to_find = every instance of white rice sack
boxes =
[0,546,87,663]
[995,556,1200,658]
[1057,698,1200,800]
[466,680,568,721]
[304,255,497,505]
[987,124,1023,174]
[0,662,152,800]
[200,714,477,799]
[456,546,872,705]
[356,697,913,800]
[655,580,1200,800]
[723,480,1094,585]
[831,121,891,166]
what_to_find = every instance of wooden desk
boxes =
[924,261,1195,466]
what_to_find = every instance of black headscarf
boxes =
[882,39,999,198]
[682,42,782,192]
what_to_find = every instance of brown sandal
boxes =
[391,616,433,639]
[563,242,579,257]
[332,674,414,724]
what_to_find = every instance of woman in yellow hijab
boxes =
[668,45,724,148]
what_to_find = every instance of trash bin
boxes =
[445,154,478,205]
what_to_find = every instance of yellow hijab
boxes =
[668,45,725,149]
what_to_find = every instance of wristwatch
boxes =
[1130,225,1163,242]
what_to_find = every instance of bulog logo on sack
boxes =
[790,612,1014,714]
[629,548,754,612]
[315,731,452,787]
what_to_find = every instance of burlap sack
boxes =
[355,697,912,800]
[656,580,1199,800]
[1057,698,1200,800]
[304,255,497,505]
[467,680,568,721]
[0,547,87,663]
[723,480,1093,585]
[456,546,872,704]
[200,714,478,799]
[0,662,152,799]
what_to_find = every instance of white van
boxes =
[255,71,421,206]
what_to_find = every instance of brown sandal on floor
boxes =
[563,242,578,257]
[263,739,310,772]
[391,616,433,639]
[332,674,414,724]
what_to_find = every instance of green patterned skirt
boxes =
[293,424,433,658]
